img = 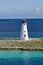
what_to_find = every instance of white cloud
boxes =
[36,8,40,12]
[0,8,43,18]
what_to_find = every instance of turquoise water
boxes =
[0,50,43,65]
[0,50,43,58]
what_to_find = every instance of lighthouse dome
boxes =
[22,19,26,23]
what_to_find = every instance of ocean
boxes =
[0,50,43,65]
[0,19,43,38]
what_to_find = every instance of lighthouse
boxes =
[20,19,29,40]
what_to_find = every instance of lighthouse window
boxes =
[24,31,25,32]
[24,34,26,37]
[24,23,25,25]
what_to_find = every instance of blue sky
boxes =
[0,0,43,18]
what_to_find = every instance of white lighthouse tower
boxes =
[20,19,29,40]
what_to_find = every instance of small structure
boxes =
[20,19,29,40]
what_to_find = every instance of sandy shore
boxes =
[0,38,43,50]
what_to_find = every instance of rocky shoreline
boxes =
[0,38,43,50]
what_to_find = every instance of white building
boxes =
[20,19,29,40]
